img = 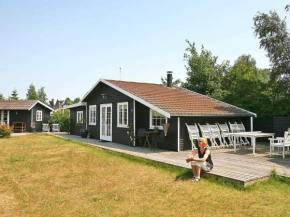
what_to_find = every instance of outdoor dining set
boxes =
[186,122,290,159]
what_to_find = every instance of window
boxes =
[117,102,128,127]
[89,105,97,125]
[77,111,83,123]
[36,110,42,121]
[150,109,167,129]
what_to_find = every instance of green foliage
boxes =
[26,83,38,100]
[49,110,70,133]
[37,87,48,103]
[127,124,135,146]
[0,124,12,138]
[64,97,73,105]
[0,93,5,100]
[161,76,182,86]
[9,88,19,100]
[222,55,273,116]
[253,10,290,114]
[73,98,80,104]
[182,40,228,99]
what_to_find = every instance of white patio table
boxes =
[231,132,275,156]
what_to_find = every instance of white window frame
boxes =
[117,102,129,128]
[36,110,42,121]
[89,105,97,125]
[77,111,83,123]
[150,109,167,130]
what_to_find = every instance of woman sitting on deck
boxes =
[186,137,213,182]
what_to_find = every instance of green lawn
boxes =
[0,134,290,216]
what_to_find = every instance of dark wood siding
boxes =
[70,106,86,136]
[8,103,51,132]
[180,116,251,151]
[31,104,51,132]
[85,83,133,145]
[164,116,178,151]
[135,101,150,146]
[9,110,31,132]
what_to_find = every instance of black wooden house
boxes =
[0,100,54,132]
[66,73,256,151]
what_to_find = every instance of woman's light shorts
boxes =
[191,161,211,172]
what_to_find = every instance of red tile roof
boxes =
[104,80,255,117]
[0,100,53,111]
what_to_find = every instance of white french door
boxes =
[100,103,112,141]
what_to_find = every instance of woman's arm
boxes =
[192,150,210,162]
[186,149,198,162]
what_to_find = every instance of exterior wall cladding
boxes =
[70,82,251,152]
[70,106,86,136]
[85,83,133,146]
[9,103,51,132]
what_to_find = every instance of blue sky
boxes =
[0,1,289,101]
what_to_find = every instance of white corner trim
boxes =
[133,99,136,147]
[177,117,180,152]
[81,79,171,118]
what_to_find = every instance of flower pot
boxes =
[80,129,88,138]
[31,127,36,133]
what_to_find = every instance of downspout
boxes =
[250,116,253,146]
[86,104,87,130]
[133,100,136,147]
[177,117,180,152]
[7,110,10,125]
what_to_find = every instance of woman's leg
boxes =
[191,165,197,178]
[195,166,201,179]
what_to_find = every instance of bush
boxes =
[0,124,13,138]
[49,110,70,133]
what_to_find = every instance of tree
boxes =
[9,88,19,100]
[253,10,290,94]
[37,87,48,103]
[253,9,290,116]
[49,110,70,133]
[0,93,5,100]
[73,98,80,104]
[161,76,182,87]
[182,40,228,99]
[26,83,38,100]
[64,97,73,105]
[222,55,272,116]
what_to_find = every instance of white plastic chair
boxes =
[217,123,233,147]
[198,124,215,148]
[207,124,223,148]
[52,124,60,132]
[228,122,243,146]
[42,123,50,132]
[185,123,200,150]
[236,122,250,145]
[269,131,290,159]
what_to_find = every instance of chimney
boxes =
[167,71,173,87]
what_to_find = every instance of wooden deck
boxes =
[55,133,290,186]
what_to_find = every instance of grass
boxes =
[1,134,290,216]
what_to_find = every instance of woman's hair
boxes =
[199,137,208,147]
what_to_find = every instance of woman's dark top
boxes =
[198,147,213,169]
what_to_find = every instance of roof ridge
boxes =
[105,79,164,86]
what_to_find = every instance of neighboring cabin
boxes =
[65,72,256,151]
[0,100,54,132]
